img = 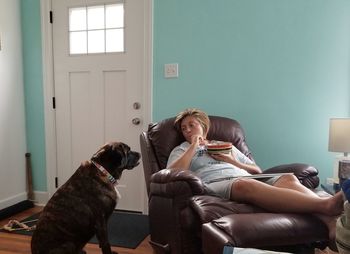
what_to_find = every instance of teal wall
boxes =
[21,0,47,191]
[153,0,350,182]
[20,0,350,191]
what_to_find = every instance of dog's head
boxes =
[91,142,140,180]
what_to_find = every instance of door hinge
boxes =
[55,177,58,188]
[49,11,53,24]
[52,97,56,109]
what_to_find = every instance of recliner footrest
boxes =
[202,213,329,254]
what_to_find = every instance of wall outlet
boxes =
[164,63,179,78]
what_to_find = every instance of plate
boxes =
[206,142,232,154]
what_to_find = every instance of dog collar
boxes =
[91,160,117,185]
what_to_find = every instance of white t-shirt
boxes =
[166,141,255,183]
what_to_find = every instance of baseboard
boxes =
[32,191,49,206]
[0,192,27,210]
[0,199,34,220]
[0,190,49,217]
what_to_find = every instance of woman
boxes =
[167,108,344,240]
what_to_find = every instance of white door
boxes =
[52,0,149,212]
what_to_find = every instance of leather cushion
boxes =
[206,213,329,247]
[191,195,265,223]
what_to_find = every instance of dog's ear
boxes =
[91,143,110,161]
[91,142,124,169]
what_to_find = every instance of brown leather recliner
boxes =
[140,115,332,254]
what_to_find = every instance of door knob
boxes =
[132,118,141,125]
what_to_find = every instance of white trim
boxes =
[32,191,50,206]
[144,0,153,125]
[141,0,153,215]
[40,0,153,213]
[40,0,57,200]
[0,193,27,210]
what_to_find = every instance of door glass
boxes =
[87,5,104,30]
[69,7,86,31]
[106,29,123,52]
[70,31,87,54]
[69,2,124,55]
[106,4,124,28]
[88,30,105,53]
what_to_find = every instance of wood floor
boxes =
[1,207,338,254]
[0,206,153,254]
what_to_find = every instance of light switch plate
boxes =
[164,63,179,78]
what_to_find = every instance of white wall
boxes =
[0,0,27,209]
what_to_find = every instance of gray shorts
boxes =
[205,176,282,199]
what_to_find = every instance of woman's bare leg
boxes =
[273,174,319,197]
[271,174,340,239]
[230,176,344,240]
[230,177,344,216]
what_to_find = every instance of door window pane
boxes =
[88,30,105,53]
[106,29,123,52]
[70,31,87,54]
[87,6,104,30]
[106,4,124,28]
[69,2,124,55]
[69,7,86,31]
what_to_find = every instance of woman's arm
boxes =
[232,159,262,174]
[167,135,203,171]
[210,153,262,174]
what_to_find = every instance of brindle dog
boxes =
[31,142,140,254]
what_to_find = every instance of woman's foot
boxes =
[325,191,344,216]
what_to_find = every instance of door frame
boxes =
[40,0,153,213]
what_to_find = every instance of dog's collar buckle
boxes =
[91,160,117,185]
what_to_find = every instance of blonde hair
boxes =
[174,108,210,135]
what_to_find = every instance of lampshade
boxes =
[328,118,350,155]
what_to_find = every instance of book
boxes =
[237,172,293,179]
[207,173,293,184]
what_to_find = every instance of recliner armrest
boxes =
[150,169,206,197]
[263,163,319,189]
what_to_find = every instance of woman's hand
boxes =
[210,151,262,174]
[210,152,237,165]
[168,135,206,171]
[190,135,207,147]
